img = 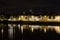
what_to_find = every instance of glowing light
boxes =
[18,17,21,20]
[18,24,20,30]
[8,27,13,39]
[34,17,40,21]
[44,16,46,17]
[31,27,34,32]
[13,18,16,21]
[21,16,24,18]
[31,16,34,18]
[8,19,11,21]
[20,16,25,21]
[44,28,46,32]
[21,26,23,33]
[29,10,32,12]
[28,16,35,21]
[2,29,3,33]
[55,16,60,21]
[8,24,11,27]
[7,15,60,22]
[54,26,60,34]
[29,18,32,21]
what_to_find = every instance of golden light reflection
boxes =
[31,27,34,32]
[20,25,60,34]
[1,24,60,34]
[44,28,47,32]
[2,29,3,33]
[21,26,23,33]
[18,24,20,30]
[1,28,3,37]
[53,26,60,34]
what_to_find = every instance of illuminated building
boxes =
[0,11,60,40]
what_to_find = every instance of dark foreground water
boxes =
[0,25,60,40]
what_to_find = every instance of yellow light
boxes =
[31,27,34,32]
[55,16,60,21]
[19,17,21,20]
[54,26,60,34]
[18,24,20,29]
[20,16,25,21]
[13,18,16,21]
[2,29,3,33]
[8,19,11,21]
[44,15,46,17]
[31,15,34,18]
[44,28,46,32]
[21,16,24,18]
[21,26,23,33]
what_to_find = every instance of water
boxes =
[0,24,60,40]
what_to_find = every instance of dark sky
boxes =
[0,0,60,12]
[0,0,57,8]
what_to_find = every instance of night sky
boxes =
[0,0,60,13]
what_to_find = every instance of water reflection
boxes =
[0,24,60,40]
[21,25,60,34]
[8,24,13,40]
[0,24,8,40]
